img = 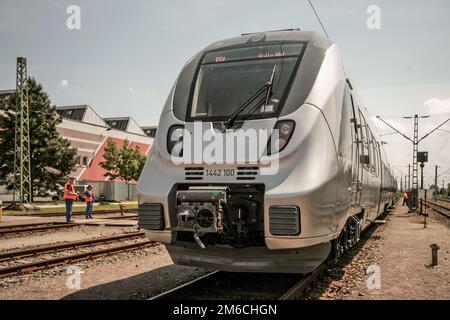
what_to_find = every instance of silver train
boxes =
[137,29,397,273]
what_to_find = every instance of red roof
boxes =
[79,137,150,182]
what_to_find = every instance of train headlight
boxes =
[167,125,184,157]
[267,120,295,155]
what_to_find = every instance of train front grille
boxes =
[236,167,258,181]
[185,167,204,180]
[269,206,301,236]
[138,203,165,230]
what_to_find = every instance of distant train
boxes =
[138,29,397,273]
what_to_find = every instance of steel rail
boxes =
[97,214,138,220]
[279,264,327,300]
[0,232,145,262]
[436,198,450,205]
[0,240,154,278]
[150,267,322,301]
[0,223,77,236]
[0,222,56,230]
[423,200,450,219]
[425,200,450,211]
[4,208,137,217]
[149,270,222,300]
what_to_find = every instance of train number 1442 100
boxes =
[205,169,235,177]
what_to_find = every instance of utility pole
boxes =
[403,114,427,209]
[418,151,428,190]
[10,57,33,210]
[420,163,424,189]
[411,115,419,207]
[408,164,411,191]
[400,175,403,192]
[376,114,450,210]
[435,166,438,201]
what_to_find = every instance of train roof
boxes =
[169,30,339,121]
[203,29,333,53]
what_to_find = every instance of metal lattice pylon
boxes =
[12,57,32,205]
[411,115,419,208]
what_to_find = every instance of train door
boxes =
[358,110,375,223]
[349,95,362,210]
[367,129,381,218]
[375,142,383,215]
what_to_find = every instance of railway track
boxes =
[151,265,328,300]
[97,214,138,220]
[437,198,450,204]
[0,232,154,278]
[423,199,450,219]
[0,222,78,236]
[0,214,138,237]
[4,208,137,217]
[279,264,327,300]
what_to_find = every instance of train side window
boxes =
[368,132,374,174]
[369,133,377,175]
[374,142,380,176]
[338,86,352,159]
[358,110,370,169]
[367,132,372,171]
[349,95,358,136]
[349,93,360,182]
[357,110,364,146]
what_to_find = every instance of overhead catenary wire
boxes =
[307,0,329,39]
[424,166,450,185]
[419,117,450,142]
[433,134,450,162]
[438,167,450,178]
[391,165,408,177]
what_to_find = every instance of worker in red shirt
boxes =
[84,185,95,219]
[64,177,78,222]
[402,192,409,206]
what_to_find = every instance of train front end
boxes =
[138,30,346,273]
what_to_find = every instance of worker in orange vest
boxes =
[402,192,409,206]
[84,185,95,219]
[64,177,78,223]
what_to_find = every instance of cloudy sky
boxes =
[0,0,449,186]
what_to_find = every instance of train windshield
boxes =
[189,42,305,121]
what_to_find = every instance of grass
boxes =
[1,202,138,216]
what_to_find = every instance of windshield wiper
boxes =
[223,65,277,129]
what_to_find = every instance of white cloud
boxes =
[59,79,69,88]
[371,116,408,135]
[424,98,450,115]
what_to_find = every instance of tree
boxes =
[100,139,146,183]
[0,78,78,200]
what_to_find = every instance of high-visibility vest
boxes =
[64,183,77,200]
[85,190,94,203]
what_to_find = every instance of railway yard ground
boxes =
[312,201,450,300]
[0,201,449,300]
